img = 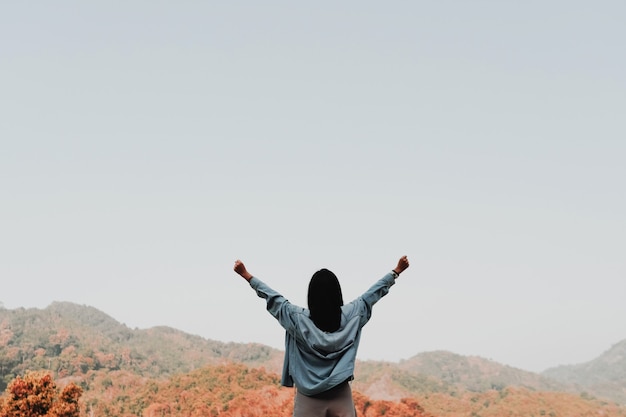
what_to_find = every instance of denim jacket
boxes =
[249,272,396,396]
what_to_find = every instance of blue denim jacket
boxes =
[249,272,396,396]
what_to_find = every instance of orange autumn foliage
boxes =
[417,387,626,417]
[353,391,433,417]
[0,372,82,417]
[78,363,433,417]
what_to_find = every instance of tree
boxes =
[0,371,82,417]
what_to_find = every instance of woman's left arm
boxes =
[357,256,410,325]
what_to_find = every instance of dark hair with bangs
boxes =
[307,268,344,333]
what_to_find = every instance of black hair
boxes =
[307,268,344,333]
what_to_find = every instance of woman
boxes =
[233,255,410,417]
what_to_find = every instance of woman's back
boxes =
[233,256,410,417]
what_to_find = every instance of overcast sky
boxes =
[1,1,625,373]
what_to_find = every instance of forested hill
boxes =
[543,339,626,404]
[0,301,282,390]
[2,302,626,409]
[397,350,562,391]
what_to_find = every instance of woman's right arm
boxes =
[233,260,299,332]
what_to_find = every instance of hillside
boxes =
[416,386,626,417]
[75,364,432,417]
[1,302,563,399]
[77,364,626,417]
[352,351,569,403]
[398,350,566,392]
[543,339,626,404]
[2,301,626,416]
[0,301,282,390]
[4,364,624,417]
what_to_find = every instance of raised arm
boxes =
[356,255,410,326]
[232,259,300,333]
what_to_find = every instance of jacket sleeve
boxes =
[249,276,300,333]
[356,272,396,327]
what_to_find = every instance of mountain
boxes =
[79,364,432,417]
[351,350,569,403]
[0,301,282,390]
[543,339,626,404]
[0,303,433,416]
[398,351,566,392]
[1,301,626,416]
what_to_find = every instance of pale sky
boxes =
[1,1,625,373]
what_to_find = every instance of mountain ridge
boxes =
[542,339,626,404]
[1,301,625,406]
